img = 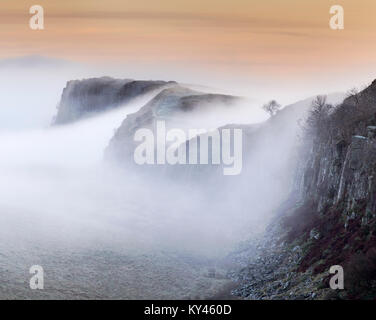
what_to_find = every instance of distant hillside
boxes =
[104,85,242,166]
[54,77,176,124]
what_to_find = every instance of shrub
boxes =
[345,248,376,299]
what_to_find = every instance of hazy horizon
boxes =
[1,0,376,105]
[0,53,370,121]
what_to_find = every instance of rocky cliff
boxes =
[287,80,376,299]
[104,85,242,167]
[232,80,376,300]
[54,77,176,124]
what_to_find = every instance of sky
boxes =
[1,0,376,103]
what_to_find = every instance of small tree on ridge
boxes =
[262,100,281,117]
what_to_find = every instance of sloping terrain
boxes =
[54,77,176,124]
[233,81,376,300]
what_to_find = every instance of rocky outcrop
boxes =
[294,81,376,224]
[299,134,376,216]
[236,80,376,299]
[104,85,242,166]
[284,82,376,299]
[54,77,176,124]
[229,221,325,300]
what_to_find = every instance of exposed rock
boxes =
[367,126,376,138]
[54,77,176,124]
[309,229,320,240]
[104,85,241,166]
[229,82,376,299]
[270,79,376,299]
[228,221,325,300]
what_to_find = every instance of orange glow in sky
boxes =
[1,0,375,97]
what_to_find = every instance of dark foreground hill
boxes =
[232,80,376,300]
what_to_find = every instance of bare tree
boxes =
[262,100,281,116]
[346,87,360,105]
[305,95,333,136]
